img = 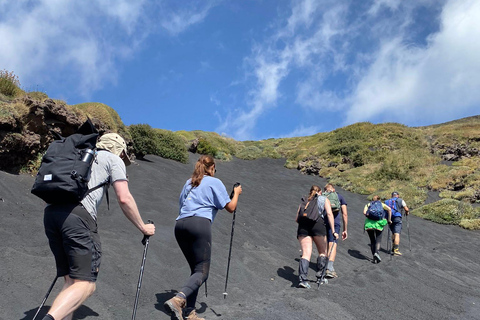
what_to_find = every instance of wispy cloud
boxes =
[346,0,480,125]
[222,0,478,140]
[0,0,216,97]
[159,2,217,36]
[221,0,347,140]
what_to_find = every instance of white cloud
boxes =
[222,1,348,140]
[0,0,214,97]
[346,0,480,125]
[159,2,217,36]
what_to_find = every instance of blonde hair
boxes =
[191,155,215,187]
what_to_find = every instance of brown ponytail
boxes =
[308,185,321,201]
[191,155,215,187]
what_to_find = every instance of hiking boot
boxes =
[374,253,381,263]
[185,309,205,320]
[325,270,338,279]
[393,248,403,256]
[298,281,311,289]
[164,296,186,320]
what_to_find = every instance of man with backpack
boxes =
[38,131,155,320]
[322,183,348,279]
[385,191,409,256]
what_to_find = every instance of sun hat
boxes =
[96,133,131,166]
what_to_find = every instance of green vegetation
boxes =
[129,124,188,163]
[0,70,24,98]
[71,102,130,139]
[412,199,480,230]
[2,70,479,229]
[197,138,218,157]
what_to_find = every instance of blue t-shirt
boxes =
[177,176,231,223]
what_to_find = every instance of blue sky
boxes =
[1,0,479,141]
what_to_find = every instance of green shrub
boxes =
[129,124,188,163]
[413,199,479,226]
[0,70,21,97]
[26,91,49,101]
[236,146,263,160]
[129,124,158,158]
[155,129,188,163]
[197,138,218,157]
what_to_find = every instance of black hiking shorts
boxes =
[44,204,101,282]
[297,218,327,238]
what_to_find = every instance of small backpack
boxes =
[297,194,320,222]
[366,200,385,220]
[324,191,341,213]
[31,119,108,204]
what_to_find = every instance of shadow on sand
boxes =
[21,305,99,320]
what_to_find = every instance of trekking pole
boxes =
[223,182,241,299]
[317,243,335,289]
[386,224,391,254]
[132,220,154,320]
[406,213,411,251]
[32,276,58,320]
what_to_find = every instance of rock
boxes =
[0,98,111,172]
[189,138,199,153]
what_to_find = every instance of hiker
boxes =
[41,133,155,320]
[364,195,392,263]
[295,185,338,289]
[385,191,410,256]
[164,155,242,320]
[322,183,348,279]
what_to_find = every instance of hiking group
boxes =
[295,185,409,288]
[31,121,409,319]
[31,120,242,320]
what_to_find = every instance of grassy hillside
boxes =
[1,70,479,229]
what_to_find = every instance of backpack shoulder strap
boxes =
[84,178,111,209]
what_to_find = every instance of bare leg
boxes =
[48,276,96,320]
[393,233,400,246]
[298,236,313,260]
[312,235,327,256]
[327,241,337,262]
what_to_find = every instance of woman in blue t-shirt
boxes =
[164,155,242,320]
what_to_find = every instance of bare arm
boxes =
[113,180,155,236]
[324,198,339,239]
[224,185,242,213]
[341,204,348,240]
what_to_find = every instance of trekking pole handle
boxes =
[230,182,241,199]
[142,220,154,245]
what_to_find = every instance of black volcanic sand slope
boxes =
[1,154,480,320]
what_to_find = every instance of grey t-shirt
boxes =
[81,150,128,220]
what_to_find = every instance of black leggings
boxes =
[175,216,211,309]
[367,229,383,255]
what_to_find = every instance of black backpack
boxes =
[31,119,108,204]
[297,194,320,222]
[366,200,385,220]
